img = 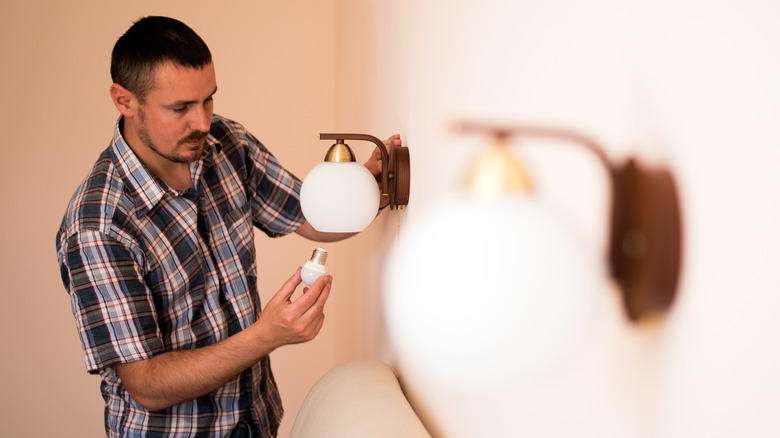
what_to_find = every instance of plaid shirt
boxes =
[56,114,305,437]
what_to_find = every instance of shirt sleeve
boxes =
[243,130,306,237]
[61,230,164,374]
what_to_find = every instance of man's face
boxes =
[132,62,217,165]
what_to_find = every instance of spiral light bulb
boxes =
[301,247,328,286]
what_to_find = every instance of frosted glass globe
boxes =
[300,161,380,232]
[383,192,599,392]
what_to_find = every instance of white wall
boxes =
[335,0,780,437]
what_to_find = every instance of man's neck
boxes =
[121,122,194,191]
[155,165,194,191]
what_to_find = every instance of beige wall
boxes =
[0,2,378,437]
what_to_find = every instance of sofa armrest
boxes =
[290,359,431,438]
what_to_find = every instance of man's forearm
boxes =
[295,220,357,242]
[114,323,274,412]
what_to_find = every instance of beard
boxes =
[137,107,208,164]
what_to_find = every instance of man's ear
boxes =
[110,83,136,118]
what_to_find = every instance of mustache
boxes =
[179,131,209,144]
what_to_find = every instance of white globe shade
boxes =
[383,192,599,392]
[300,161,380,232]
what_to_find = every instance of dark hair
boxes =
[111,16,212,102]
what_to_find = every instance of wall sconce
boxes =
[383,122,682,391]
[301,133,410,232]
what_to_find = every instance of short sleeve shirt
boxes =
[56,114,305,437]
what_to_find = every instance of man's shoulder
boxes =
[208,114,270,174]
[209,114,247,144]
[58,148,135,240]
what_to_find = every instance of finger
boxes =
[309,275,332,311]
[384,134,401,147]
[290,274,329,313]
[300,275,332,320]
[270,267,302,305]
[384,134,400,142]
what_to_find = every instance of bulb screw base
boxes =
[310,247,328,265]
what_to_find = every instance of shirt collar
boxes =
[109,116,223,218]
[191,133,221,188]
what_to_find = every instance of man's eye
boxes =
[173,106,187,113]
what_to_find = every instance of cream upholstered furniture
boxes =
[290,359,431,438]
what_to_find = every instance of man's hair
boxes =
[111,16,212,102]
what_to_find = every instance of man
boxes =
[56,16,398,437]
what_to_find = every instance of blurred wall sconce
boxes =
[384,122,682,390]
[301,133,410,232]
[467,123,682,322]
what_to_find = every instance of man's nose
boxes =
[190,105,211,132]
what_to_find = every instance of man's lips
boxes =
[180,133,208,147]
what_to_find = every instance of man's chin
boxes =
[183,150,204,163]
[178,141,206,162]
[166,148,203,164]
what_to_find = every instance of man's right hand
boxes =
[114,267,332,412]
[252,267,333,351]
